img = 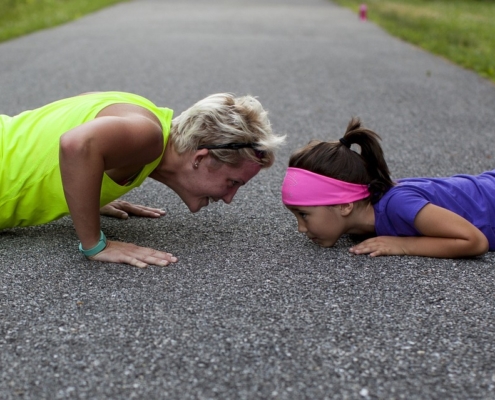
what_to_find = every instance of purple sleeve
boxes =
[377,190,430,237]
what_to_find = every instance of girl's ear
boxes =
[339,203,354,217]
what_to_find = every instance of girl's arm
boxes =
[60,114,177,268]
[349,203,489,258]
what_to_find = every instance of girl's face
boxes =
[286,205,347,247]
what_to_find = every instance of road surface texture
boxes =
[1,0,495,398]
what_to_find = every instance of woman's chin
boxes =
[187,203,203,213]
[187,198,209,213]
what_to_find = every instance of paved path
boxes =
[1,0,495,398]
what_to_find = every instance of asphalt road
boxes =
[1,0,495,399]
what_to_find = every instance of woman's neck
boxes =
[149,141,186,189]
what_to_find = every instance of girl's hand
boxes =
[87,240,178,268]
[349,236,407,257]
[100,200,166,219]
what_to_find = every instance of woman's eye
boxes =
[299,212,307,219]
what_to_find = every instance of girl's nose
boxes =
[297,220,307,233]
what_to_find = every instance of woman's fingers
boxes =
[99,204,129,219]
[100,200,165,219]
[88,240,178,268]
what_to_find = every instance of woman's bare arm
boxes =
[59,113,177,267]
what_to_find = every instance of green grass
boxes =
[332,0,495,83]
[0,0,127,43]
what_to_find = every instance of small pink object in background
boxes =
[359,4,367,21]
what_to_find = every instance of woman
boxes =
[1,91,285,267]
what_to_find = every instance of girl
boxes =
[281,117,493,258]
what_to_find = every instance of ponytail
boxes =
[288,117,394,203]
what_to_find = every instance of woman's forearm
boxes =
[59,133,105,249]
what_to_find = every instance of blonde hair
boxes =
[170,93,285,168]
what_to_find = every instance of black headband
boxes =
[197,142,265,159]
[197,143,258,151]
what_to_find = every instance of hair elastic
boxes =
[339,137,351,148]
[281,167,370,206]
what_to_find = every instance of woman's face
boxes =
[286,205,346,247]
[181,157,262,213]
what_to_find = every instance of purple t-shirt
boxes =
[373,170,495,250]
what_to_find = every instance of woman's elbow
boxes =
[59,133,89,159]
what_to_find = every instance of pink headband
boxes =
[281,167,371,206]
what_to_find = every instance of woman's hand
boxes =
[87,240,178,268]
[100,200,166,219]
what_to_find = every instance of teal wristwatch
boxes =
[79,230,107,257]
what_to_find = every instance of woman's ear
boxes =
[339,203,354,217]
[192,148,209,168]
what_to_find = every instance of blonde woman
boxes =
[1,91,285,267]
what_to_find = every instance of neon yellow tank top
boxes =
[0,92,173,229]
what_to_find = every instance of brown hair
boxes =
[288,117,394,203]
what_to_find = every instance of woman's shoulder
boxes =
[77,91,156,105]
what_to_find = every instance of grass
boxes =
[0,0,127,43]
[332,0,495,83]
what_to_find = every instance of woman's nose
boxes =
[222,187,239,204]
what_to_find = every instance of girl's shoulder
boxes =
[375,183,429,217]
[373,184,429,237]
[377,170,495,216]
